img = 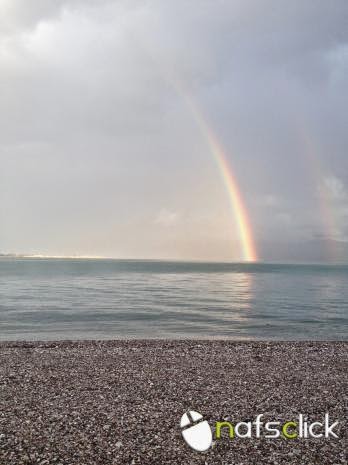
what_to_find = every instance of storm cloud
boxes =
[1,0,347,261]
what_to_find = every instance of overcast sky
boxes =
[0,0,347,262]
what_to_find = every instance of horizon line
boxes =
[1,254,347,266]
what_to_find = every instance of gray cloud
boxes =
[0,1,347,261]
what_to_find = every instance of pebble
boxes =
[0,340,346,464]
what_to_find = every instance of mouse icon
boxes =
[180,410,213,452]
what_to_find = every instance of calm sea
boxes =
[0,258,347,341]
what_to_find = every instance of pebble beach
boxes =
[0,340,347,464]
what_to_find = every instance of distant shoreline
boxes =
[1,254,348,266]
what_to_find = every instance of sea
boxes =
[0,258,347,341]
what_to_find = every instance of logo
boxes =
[180,410,339,453]
[180,410,213,452]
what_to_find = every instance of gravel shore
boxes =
[0,340,347,464]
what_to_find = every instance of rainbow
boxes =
[300,129,340,261]
[181,91,258,262]
[143,52,258,261]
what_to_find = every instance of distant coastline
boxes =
[0,253,107,259]
[1,254,348,266]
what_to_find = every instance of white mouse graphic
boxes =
[180,410,213,452]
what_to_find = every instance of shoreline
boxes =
[0,338,347,345]
[1,338,348,341]
[0,340,347,464]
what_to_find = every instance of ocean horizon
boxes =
[0,257,347,341]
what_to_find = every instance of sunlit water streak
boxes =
[0,259,347,340]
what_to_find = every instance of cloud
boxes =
[0,1,347,260]
[255,194,280,207]
[323,176,347,200]
[154,209,179,227]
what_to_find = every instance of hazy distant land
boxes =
[2,237,348,263]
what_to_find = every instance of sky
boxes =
[0,0,347,262]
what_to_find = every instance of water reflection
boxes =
[200,272,253,325]
[0,259,347,340]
